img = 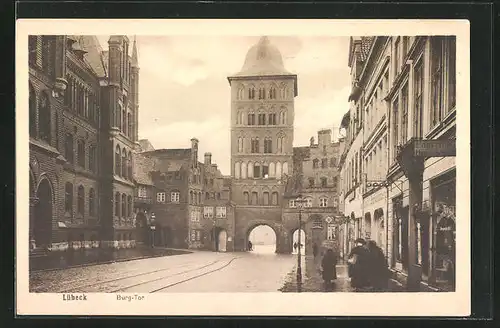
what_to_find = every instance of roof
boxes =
[131,36,139,68]
[229,36,295,78]
[138,139,155,152]
[359,37,375,62]
[71,36,107,78]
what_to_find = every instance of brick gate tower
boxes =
[227,36,298,253]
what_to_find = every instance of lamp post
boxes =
[150,212,156,248]
[295,195,307,293]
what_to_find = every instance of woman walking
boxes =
[321,248,338,292]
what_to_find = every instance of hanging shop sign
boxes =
[413,139,456,157]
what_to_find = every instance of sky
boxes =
[97,35,351,175]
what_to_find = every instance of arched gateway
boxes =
[228,36,298,254]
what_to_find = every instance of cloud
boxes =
[97,35,351,175]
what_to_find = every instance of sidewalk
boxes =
[279,255,352,292]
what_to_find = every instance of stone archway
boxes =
[34,178,53,248]
[290,228,306,254]
[217,229,228,252]
[246,223,278,253]
[374,208,385,249]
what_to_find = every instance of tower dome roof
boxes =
[231,36,294,77]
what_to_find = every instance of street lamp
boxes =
[295,195,307,293]
[150,212,156,248]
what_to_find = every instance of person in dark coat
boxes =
[313,243,319,258]
[366,240,389,291]
[248,240,253,251]
[347,238,370,291]
[321,248,338,291]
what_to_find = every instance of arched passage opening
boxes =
[211,226,228,252]
[34,178,53,248]
[135,211,150,245]
[247,225,277,254]
[291,228,306,254]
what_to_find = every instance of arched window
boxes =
[121,194,126,218]
[321,177,328,187]
[271,192,279,205]
[251,191,258,205]
[39,92,51,143]
[121,148,127,178]
[269,87,277,99]
[241,162,247,179]
[243,191,249,205]
[190,191,194,204]
[276,162,282,179]
[89,188,95,216]
[205,192,210,200]
[234,162,241,179]
[247,162,254,178]
[115,192,120,217]
[77,139,85,168]
[269,162,276,177]
[116,106,122,129]
[127,152,132,180]
[65,133,74,164]
[29,84,37,137]
[238,137,243,153]
[77,185,84,216]
[277,137,282,153]
[127,195,132,218]
[248,87,255,100]
[127,112,132,138]
[283,162,289,175]
[313,159,319,169]
[65,182,73,214]
[263,192,270,205]
[122,109,127,134]
[264,137,273,153]
[115,145,121,176]
[319,197,328,208]
[259,87,266,100]
[89,145,97,173]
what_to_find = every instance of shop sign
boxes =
[413,140,456,157]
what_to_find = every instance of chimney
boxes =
[318,129,332,146]
[204,152,212,165]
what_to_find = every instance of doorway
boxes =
[218,229,227,252]
[34,179,53,248]
[247,225,276,254]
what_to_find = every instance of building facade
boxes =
[28,35,141,253]
[228,36,298,253]
[338,35,457,291]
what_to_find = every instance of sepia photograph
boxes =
[17,19,470,316]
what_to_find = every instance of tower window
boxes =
[253,164,261,178]
[321,177,328,187]
[248,88,255,99]
[313,159,319,169]
[258,114,266,125]
[268,113,277,125]
[247,113,255,125]
[321,158,328,168]
[77,140,85,168]
[264,138,273,153]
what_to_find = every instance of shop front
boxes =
[430,170,456,290]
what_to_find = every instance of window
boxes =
[127,153,132,180]
[268,113,277,125]
[204,206,214,219]
[253,164,260,178]
[413,61,424,138]
[77,140,85,168]
[216,206,226,218]
[305,198,313,208]
[89,188,95,216]
[392,98,399,160]
[269,87,277,99]
[289,200,296,208]
[65,182,73,214]
[431,37,444,127]
[128,195,132,218]
[115,146,121,175]
[88,145,97,173]
[39,92,51,143]
[277,137,283,153]
[29,84,37,137]
[321,158,328,168]
[121,194,126,218]
[401,83,408,143]
[321,177,328,188]
[243,191,249,205]
[308,177,315,187]
[247,113,255,125]
[258,88,265,100]
[330,157,337,168]
[29,36,39,65]
[65,133,74,164]
[251,138,259,153]
[251,192,258,205]
[271,192,278,205]
[121,148,127,178]
[157,192,166,203]
[171,191,180,203]
[127,113,132,138]
[248,88,255,100]
[313,217,324,229]
[394,37,400,75]
[327,224,336,240]
[258,113,266,125]
[115,193,120,217]
[263,192,270,205]
[320,197,328,207]
[262,165,269,178]
[447,36,456,113]
[264,138,273,153]
[312,159,319,169]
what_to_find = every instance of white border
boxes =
[16,19,471,316]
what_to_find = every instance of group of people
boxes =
[347,238,390,291]
[317,238,390,292]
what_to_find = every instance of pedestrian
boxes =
[313,243,318,258]
[248,240,253,251]
[321,248,338,291]
[293,242,298,252]
[347,238,370,291]
[366,240,389,291]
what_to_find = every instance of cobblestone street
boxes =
[30,246,296,293]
